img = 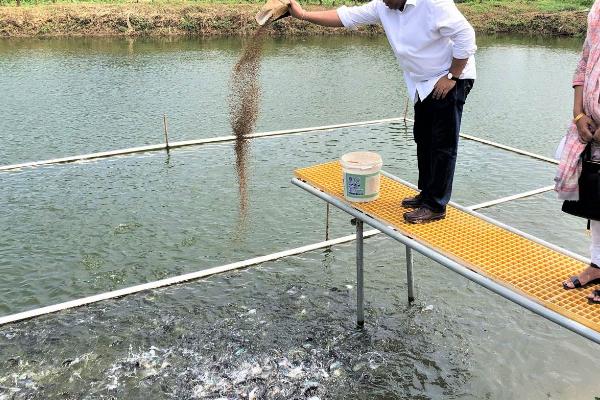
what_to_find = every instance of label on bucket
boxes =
[346,174,366,196]
[343,171,380,200]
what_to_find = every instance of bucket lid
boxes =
[340,151,383,170]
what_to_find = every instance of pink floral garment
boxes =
[555,0,600,200]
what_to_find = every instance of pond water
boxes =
[1,34,599,399]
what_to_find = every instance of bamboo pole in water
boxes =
[403,96,410,122]
[163,114,170,152]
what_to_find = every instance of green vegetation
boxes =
[457,0,592,12]
[0,0,590,37]
[0,0,350,6]
[0,0,595,9]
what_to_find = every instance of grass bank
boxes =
[0,0,591,37]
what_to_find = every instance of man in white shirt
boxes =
[289,0,476,223]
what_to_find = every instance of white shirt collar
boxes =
[404,0,417,9]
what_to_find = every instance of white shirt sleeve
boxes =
[430,0,477,60]
[337,0,381,30]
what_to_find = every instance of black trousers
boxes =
[413,79,474,212]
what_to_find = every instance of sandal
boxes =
[563,264,600,290]
[563,276,582,289]
[587,289,600,304]
[563,276,600,289]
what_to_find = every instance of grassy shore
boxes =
[0,0,591,37]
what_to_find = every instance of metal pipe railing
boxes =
[292,177,600,345]
[1,116,560,173]
[406,247,415,303]
[0,117,408,172]
[0,179,583,327]
[0,229,381,326]
[467,185,555,211]
[355,219,365,326]
[0,113,573,328]
[459,132,558,165]
[403,116,559,166]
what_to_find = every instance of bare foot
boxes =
[563,264,600,289]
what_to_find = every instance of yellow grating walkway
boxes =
[295,161,600,334]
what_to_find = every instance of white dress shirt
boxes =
[337,0,477,103]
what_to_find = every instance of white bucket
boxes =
[340,151,383,202]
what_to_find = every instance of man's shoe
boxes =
[401,195,424,209]
[403,207,446,224]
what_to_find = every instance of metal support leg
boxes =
[325,203,330,241]
[356,219,364,327]
[406,246,415,303]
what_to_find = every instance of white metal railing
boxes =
[0,181,571,326]
[0,117,407,172]
[0,116,559,172]
[0,117,569,328]
[0,231,380,325]
[293,173,598,345]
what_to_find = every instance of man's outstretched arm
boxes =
[288,0,344,27]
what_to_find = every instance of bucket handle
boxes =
[344,160,381,170]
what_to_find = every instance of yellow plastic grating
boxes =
[295,161,600,333]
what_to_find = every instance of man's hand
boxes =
[286,0,343,26]
[288,0,305,20]
[432,76,456,100]
[576,115,596,143]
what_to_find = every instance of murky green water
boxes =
[1,34,599,399]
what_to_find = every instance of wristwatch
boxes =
[447,72,459,82]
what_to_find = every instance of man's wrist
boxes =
[447,72,460,82]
